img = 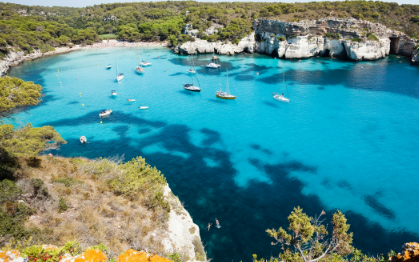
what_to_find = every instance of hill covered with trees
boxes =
[0,1,418,54]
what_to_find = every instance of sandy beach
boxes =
[81,39,169,50]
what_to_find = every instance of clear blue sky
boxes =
[6,0,419,7]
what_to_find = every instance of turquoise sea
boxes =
[7,47,419,261]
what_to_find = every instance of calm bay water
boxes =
[8,47,419,261]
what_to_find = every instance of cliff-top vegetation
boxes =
[0,1,418,55]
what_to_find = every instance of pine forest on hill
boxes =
[0,1,418,55]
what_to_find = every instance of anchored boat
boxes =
[99,109,112,117]
[80,136,87,144]
[273,73,290,103]
[215,70,236,99]
[111,90,117,96]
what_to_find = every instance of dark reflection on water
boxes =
[44,118,419,262]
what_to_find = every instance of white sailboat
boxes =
[215,70,236,99]
[187,56,196,74]
[273,73,290,103]
[140,53,152,66]
[136,45,145,74]
[206,51,220,68]
[116,66,124,81]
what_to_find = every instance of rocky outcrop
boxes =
[161,185,206,261]
[412,48,419,65]
[174,33,255,55]
[343,38,390,60]
[253,18,417,62]
[0,46,81,76]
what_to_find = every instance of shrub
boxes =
[167,253,181,262]
[63,240,83,256]
[367,34,379,41]
[22,245,64,262]
[277,36,286,41]
[53,177,83,187]
[107,157,169,212]
[0,123,66,157]
[189,227,196,234]
[414,45,419,50]
[58,197,68,213]
[192,236,205,261]
[270,34,275,38]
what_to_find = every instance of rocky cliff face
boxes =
[174,18,418,65]
[174,33,255,56]
[412,48,419,65]
[254,18,417,62]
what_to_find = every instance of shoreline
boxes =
[0,40,169,77]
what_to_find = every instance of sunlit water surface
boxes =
[8,47,419,262]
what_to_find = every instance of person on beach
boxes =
[206,223,212,231]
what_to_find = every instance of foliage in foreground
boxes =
[254,207,396,262]
[0,77,42,112]
[0,123,66,157]
[0,155,173,259]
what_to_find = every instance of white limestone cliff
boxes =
[160,185,206,262]
[175,33,255,55]
[343,38,390,61]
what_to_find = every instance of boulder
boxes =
[343,38,390,61]
[323,38,346,58]
[177,40,217,55]
[284,35,324,59]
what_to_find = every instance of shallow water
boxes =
[8,47,419,261]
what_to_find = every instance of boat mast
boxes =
[136,44,141,67]
[226,69,229,95]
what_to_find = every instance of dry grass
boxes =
[17,156,170,258]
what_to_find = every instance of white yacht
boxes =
[272,92,290,103]
[206,62,220,68]
[99,109,112,117]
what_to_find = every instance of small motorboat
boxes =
[183,83,201,92]
[186,69,196,74]
[127,99,136,102]
[99,109,112,117]
[116,73,124,81]
[140,61,152,66]
[80,136,87,144]
[111,90,117,96]
[139,106,148,110]
[106,64,112,69]
[272,92,290,103]
[206,62,220,68]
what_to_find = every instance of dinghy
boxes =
[111,90,117,96]
[107,64,112,69]
[127,99,136,102]
[139,106,148,110]
[80,136,87,144]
